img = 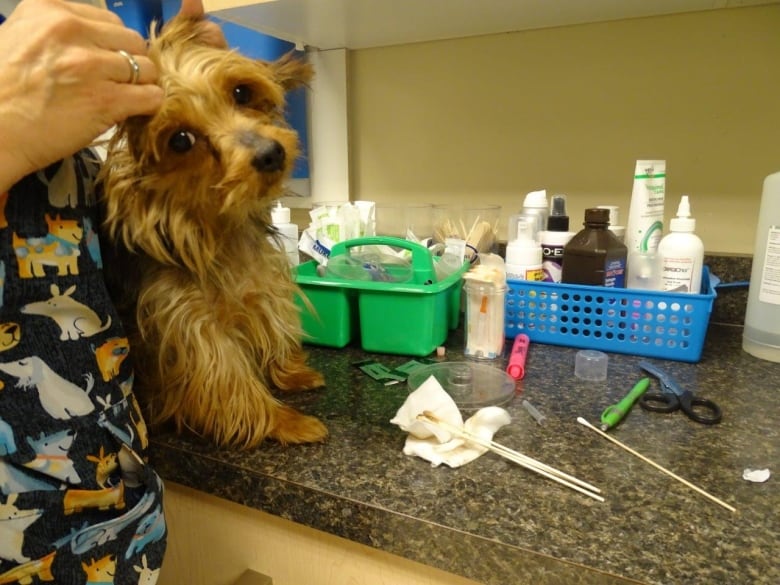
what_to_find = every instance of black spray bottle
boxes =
[538,194,574,283]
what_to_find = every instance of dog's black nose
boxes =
[252,139,286,173]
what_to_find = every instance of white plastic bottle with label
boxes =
[505,216,543,281]
[743,170,780,362]
[657,195,703,293]
[270,201,300,266]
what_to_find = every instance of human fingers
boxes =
[61,0,126,26]
[102,82,165,121]
[112,50,158,86]
[80,17,151,56]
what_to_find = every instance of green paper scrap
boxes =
[353,358,438,385]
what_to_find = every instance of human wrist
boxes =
[0,146,33,193]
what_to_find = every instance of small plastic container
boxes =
[464,280,507,360]
[574,350,608,381]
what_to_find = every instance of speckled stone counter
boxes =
[149,323,779,585]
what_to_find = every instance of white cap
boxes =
[669,195,695,232]
[271,201,291,225]
[523,189,548,209]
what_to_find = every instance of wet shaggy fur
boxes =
[100,14,327,448]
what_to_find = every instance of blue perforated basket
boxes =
[504,267,716,363]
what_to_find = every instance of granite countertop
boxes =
[150,323,779,585]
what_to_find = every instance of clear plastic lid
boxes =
[407,361,516,411]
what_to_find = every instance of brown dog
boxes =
[100,14,327,448]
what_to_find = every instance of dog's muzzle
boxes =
[239,132,286,173]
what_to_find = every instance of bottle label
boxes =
[506,266,543,281]
[758,226,780,305]
[661,256,696,292]
[604,258,626,288]
[541,244,565,283]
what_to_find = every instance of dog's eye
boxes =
[233,84,253,106]
[169,130,196,153]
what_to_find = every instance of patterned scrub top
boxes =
[0,151,166,584]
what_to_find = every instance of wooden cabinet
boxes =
[159,482,480,585]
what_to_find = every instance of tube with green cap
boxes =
[600,377,651,431]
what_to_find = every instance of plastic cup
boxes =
[432,204,500,258]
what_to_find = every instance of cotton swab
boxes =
[419,412,604,502]
[576,417,736,513]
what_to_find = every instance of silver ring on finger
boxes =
[117,49,141,84]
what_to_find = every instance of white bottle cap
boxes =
[523,189,548,209]
[669,195,695,232]
[271,200,291,225]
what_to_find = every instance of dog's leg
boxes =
[269,349,325,393]
[139,293,327,448]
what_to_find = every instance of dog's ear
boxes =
[271,51,314,92]
[159,14,228,50]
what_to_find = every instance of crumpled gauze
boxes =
[390,375,463,442]
[390,375,511,468]
[742,468,771,483]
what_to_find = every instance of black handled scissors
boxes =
[637,361,722,425]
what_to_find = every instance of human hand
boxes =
[0,0,163,191]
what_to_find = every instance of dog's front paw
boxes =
[271,405,328,445]
[274,365,325,393]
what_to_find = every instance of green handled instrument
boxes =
[600,377,651,431]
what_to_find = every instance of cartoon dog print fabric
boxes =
[0,152,166,584]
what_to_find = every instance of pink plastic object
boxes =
[506,334,530,380]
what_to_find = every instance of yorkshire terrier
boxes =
[100,14,327,448]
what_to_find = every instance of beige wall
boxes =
[347,5,780,255]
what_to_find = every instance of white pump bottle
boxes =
[658,195,703,293]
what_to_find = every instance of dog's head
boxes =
[102,15,311,270]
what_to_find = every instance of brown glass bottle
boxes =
[561,208,628,287]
